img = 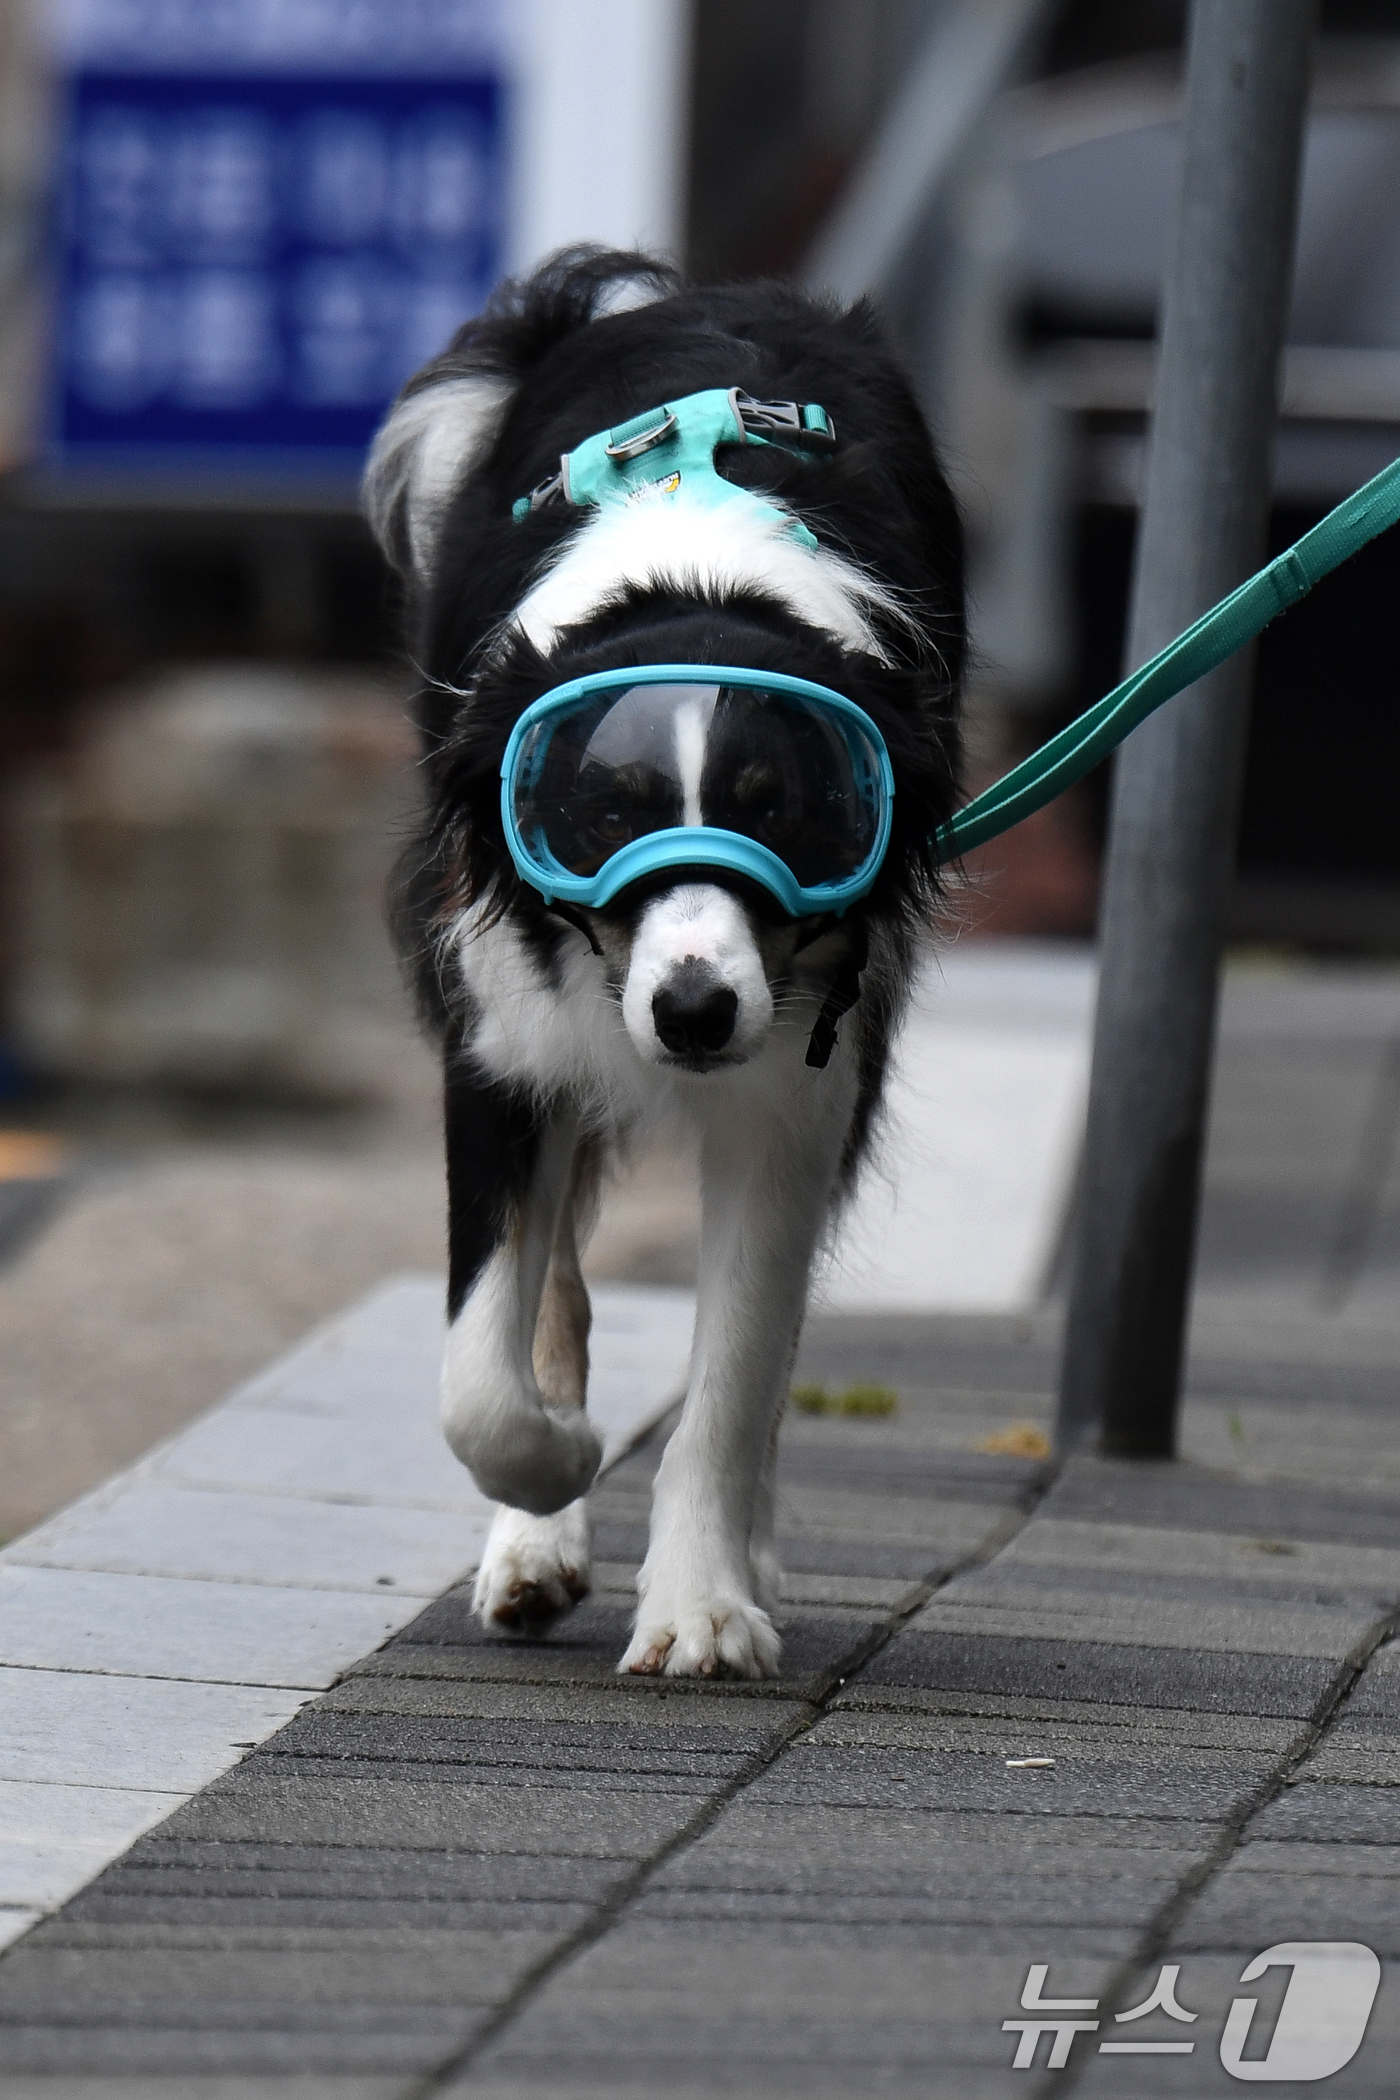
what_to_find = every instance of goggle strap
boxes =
[542,897,604,956]
[805,918,868,1071]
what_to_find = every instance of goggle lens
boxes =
[511,681,884,890]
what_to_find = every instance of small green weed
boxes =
[792,1381,899,1418]
[1227,1410,1245,1446]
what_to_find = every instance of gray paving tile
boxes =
[630,1878,1179,1930]
[320,1675,812,1734]
[0,2025,470,2077]
[157,1770,699,1856]
[14,1919,559,1958]
[908,1589,1376,1659]
[358,1590,739,1681]
[952,1556,1400,1620]
[383,1588,638,1652]
[349,1626,857,1698]
[1248,1783,1400,1842]
[462,1988,1119,2090]
[774,1442,1045,1507]
[773,1538,958,1580]
[863,1628,1342,1715]
[745,1742,1268,1821]
[243,1751,721,1799]
[1232,1837,1400,1875]
[0,1565,412,1691]
[467,1998,1107,2072]
[1296,1735,1400,1784]
[50,1894,589,1934]
[0,1671,308,1794]
[650,1800,1217,1892]
[825,1684,1303,1749]
[268,1709,766,1776]
[1043,1457,1400,1548]
[992,1518,1400,1601]
[1330,1710,1400,1742]
[0,1935,544,2008]
[8,1478,480,1598]
[110,1841,629,1903]
[0,2083,415,2100]
[773,1488,1003,1559]
[1344,1638,1400,1718]
[1175,1869,1400,1952]
[777,1572,926,1609]
[795,1314,1061,1396]
[453,2078,1021,2100]
[807,1706,1300,1758]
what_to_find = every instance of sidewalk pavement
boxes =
[0,1286,1397,2096]
[0,950,1396,2094]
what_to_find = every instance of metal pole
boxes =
[1057,0,1316,1457]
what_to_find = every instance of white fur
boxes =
[473,1499,591,1623]
[592,272,674,318]
[364,373,514,578]
[440,1115,602,1514]
[673,692,708,826]
[621,886,773,1065]
[449,905,656,1124]
[509,490,912,664]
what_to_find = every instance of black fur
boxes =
[385,246,966,1040]
[444,1062,541,1321]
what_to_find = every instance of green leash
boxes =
[934,452,1400,863]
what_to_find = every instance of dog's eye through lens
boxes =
[509,677,887,901]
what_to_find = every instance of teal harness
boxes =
[511,386,834,550]
[511,388,1400,869]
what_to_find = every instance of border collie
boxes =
[365,247,964,1678]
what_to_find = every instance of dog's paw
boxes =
[619,1595,781,1679]
[474,1500,591,1633]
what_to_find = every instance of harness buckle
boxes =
[511,466,567,521]
[605,411,678,461]
[734,392,837,452]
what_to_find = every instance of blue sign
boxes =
[48,1,508,483]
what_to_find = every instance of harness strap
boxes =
[511,387,835,548]
[937,451,1400,862]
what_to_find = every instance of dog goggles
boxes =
[500,665,894,917]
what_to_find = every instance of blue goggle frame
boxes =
[500,664,895,918]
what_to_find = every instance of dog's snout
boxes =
[652,963,738,1059]
[622,886,772,1067]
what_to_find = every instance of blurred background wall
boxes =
[1,0,1399,1106]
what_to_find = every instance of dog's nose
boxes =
[652,965,738,1058]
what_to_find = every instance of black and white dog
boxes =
[365,247,964,1678]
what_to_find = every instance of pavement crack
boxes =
[1049,1603,1400,2098]
[411,1455,1063,2093]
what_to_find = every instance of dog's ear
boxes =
[363,370,515,584]
[365,245,680,586]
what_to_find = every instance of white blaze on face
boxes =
[671,691,712,829]
[621,884,774,1065]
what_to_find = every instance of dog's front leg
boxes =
[473,1141,601,1629]
[440,1057,601,1520]
[621,1073,854,1678]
